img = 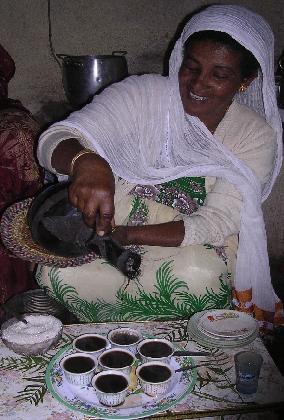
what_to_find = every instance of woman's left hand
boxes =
[111,221,185,247]
[111,226,129,246]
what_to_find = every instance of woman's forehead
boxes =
[184,39,242,62]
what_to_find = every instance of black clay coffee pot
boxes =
[27,182,141,279]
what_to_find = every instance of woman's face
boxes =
[178,39,253,130]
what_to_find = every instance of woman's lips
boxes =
[189,91,208,101]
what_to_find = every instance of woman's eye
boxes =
[184,65,199,73]
[213,73,229,80]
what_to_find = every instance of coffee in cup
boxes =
[95,373,129,393]
[136,361,174,396]
[107,327,142,354]
[63,355,95,373]
[60,352,97,386]
[98,348,136,375]
[73,333,109,358]
[138,363,172,383]
[137,338,174,364]
[92,370,129,406]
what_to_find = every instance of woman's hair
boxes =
[184,30,260,79]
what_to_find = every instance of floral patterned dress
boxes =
[0,105,42,319]
[36,176,236,322]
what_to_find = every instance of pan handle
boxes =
[57,54,70,60]
[56,54,85,67]
[112,50,127,56]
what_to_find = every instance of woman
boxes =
[37,5,283,328]
[0,44,42,320]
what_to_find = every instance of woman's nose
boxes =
[191,72,208,89]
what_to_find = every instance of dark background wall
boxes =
[0,0,283,124]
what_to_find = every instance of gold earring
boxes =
[239,84,247,93]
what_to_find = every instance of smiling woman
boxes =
[28,5,283,330]
[179,31,260,133]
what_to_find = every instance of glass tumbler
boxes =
[234,351,263,394]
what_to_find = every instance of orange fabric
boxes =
[232,288,254,313]
[233,287,284,332]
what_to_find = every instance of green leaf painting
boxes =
[37,261,231,323]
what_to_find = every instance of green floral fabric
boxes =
[36,177,233,322]
[36,264,231,323]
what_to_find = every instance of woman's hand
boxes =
[51,138,115,235]
[111,226,129,246]
[51,139,185,244]
[69,152,115,235]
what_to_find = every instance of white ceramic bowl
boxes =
[1,313,62,356]
[60,352,97,386]
[92,370,129,406]
[136,361,174,397]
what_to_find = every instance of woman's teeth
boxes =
[190,92,207,101]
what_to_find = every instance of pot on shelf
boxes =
[57,51,128,109]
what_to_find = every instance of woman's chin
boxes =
[184,106,207,119]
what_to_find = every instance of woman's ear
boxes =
[241,73,258,90]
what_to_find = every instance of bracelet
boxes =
[70,149,95,176]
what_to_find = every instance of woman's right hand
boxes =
[51,139,115,235]
[68,152,115,235]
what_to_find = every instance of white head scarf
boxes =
[38,5,283,314]
[169,4,282,201]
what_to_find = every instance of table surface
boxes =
[1,319,284,420]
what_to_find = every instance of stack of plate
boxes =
[22,290,66,317]
[187,309,258,348]
[4,289,67,321]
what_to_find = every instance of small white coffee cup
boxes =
[98,348,136,375]
[73,333,110,359]
[137,338,175,364]
[107,327,142,354]
[136,361,174,396]
[92,370,129,406]
[60,352,97,386]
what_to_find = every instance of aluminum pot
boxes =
[57,51,128,108]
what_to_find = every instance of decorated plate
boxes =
[197,310,257,338]
[187,311,258,349]
[45,344,197,419]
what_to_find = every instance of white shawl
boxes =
[38,5,283,313]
